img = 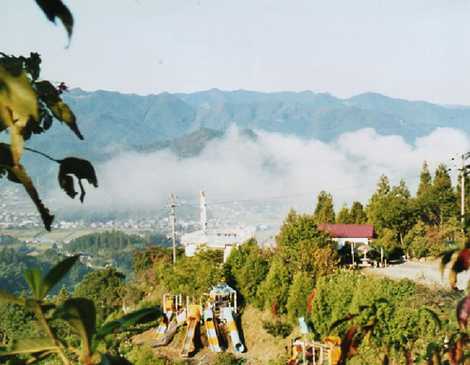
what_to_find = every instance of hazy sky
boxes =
[3,0,470,104]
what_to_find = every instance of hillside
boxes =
[24,88,470,158]
[11,88,470,185]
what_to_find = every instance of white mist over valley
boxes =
[46,126,470,224]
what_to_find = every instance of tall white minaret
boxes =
[200,191,207,234]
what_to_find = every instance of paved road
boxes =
[365,259,469,290]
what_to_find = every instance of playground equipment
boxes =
[208,284,244,353]
[203,306,222,353]
[181,300,202,358]
[288,318,341,365]
[150,294,186,347]
[149,285,244,358]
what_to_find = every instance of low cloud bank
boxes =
[47,127,470,215]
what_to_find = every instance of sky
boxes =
[3,0,470,105]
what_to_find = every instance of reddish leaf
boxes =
[456,295,470,330]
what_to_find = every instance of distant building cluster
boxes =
[181,192,257,261]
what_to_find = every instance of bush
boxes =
[256,257,291,314]
[286,271,314,323]
[224,239,270,306]
[213,353,245,365]
[126,345,168,365]
[74,267,125,324]
[262,320,293,338]
[162,249,225,297]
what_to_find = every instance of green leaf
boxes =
[2,160,55,231]
[96,307,160,340]
[54,298,96,358]
[42,255,80,297]
[0,338,58,356]
[34,0,74,41]
[24,268,45,300]
[34,81,83,139]
[0,65,39,164]
[0,288,23,305]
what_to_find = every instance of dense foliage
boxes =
[0,247,90,293]
[66,231,150,275]
[74,267,125,324]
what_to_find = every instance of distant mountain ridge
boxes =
[14,88,470,182]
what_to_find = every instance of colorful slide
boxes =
[155,312,172,338]
[181,304,201,358]
[204,307,222,353]
[221,307,244,353]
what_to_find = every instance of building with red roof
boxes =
[317,223,375,247]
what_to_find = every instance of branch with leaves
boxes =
[0,53,98,231]
[0,256,160,365]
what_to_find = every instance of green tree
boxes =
[314,191,335,224]
[349,201,367,224]
[259,210,338,314]
[403,221,428,258]
[374,228,400,259]
[336,205,352,224]
[368,178,417,251]
[74,268,125,324]
[417,161,433,198]
[432,164,457,225]
[367,175,392,233]
[286,271,314,323]
[256,257,291,315]
[224,239,270,306]
[162,249,225,297]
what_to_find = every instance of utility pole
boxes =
[169,193,177,264]
[461,154,465,226]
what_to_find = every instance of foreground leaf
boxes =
[96,307,160,339]
[55,298,96,358]
[0,65,39,164]
[0,144,54,230]
[42,255,80,298]
[10,163,54,231]
[34,0,74,40]
[24,268,45,300]
[35,80,83,139]
[0,338,58,356]
[58,157,98,202]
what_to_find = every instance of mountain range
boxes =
[9,88,470,182]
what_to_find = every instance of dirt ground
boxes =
[364,258,469,290]
[132,305,291,364]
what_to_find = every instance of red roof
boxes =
[318,224,375,239]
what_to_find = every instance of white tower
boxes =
[200,191,208,234]
[169,193,177,264]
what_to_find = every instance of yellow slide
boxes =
[181,304,202,358]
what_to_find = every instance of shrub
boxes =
[224,239,270,306]
[213,353,245,365]
[73,267,125,324]
[262,320,293,338]
[126,345,168,365]
[286,271,314,323]
[256,257,291,314]
[162,249,225,297]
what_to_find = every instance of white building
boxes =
[317,223,375,247]
[180,192,255,262]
